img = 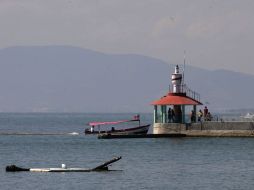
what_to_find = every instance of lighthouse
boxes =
[171,65,184,123]
[151,65,202,134]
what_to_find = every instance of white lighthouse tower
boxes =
[171,65,183,93]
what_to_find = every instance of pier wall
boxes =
[153,122,254,137]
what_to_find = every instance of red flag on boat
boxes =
[133,114,140,120]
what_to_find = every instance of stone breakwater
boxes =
[153,122,254,137]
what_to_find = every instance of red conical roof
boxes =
[151,93,202,105]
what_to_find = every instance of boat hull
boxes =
[85,124,150,135]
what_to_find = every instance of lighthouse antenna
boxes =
[183,50,186,85]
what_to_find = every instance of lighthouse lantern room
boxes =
[151,65,202,124]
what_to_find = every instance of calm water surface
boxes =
[0,113,254,190]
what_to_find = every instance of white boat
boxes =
[241,113,254,119]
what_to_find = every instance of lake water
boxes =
[0,113,254,190]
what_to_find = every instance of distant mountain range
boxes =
[0,46,253,113]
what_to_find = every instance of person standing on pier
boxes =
[190,110,195,122]
[204,106,208,121]
[198,109,203,122]
[168,107,172,122]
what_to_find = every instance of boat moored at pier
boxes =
[85,115,150,135]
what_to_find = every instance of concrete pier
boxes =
[153,122,254,137]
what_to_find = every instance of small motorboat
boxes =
[85,115,150,135]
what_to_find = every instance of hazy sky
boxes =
[1,0,254,74]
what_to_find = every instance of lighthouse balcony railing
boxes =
[169,84,200,102]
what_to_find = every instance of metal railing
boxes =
[169,84,200,102]
[155,112,254,124]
